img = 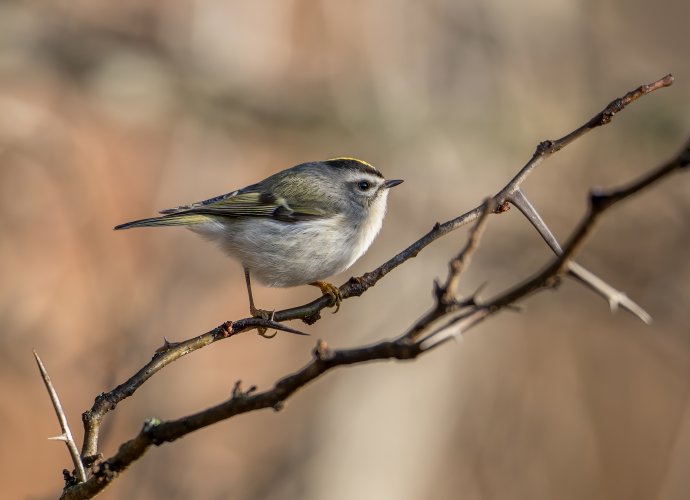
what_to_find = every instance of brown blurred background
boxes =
[2,1,690,499]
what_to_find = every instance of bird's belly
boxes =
[208,217,364,287]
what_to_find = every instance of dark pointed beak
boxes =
[383,179,404,189]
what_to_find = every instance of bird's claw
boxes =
[257,329,277,339]
[311,281,343,313]
[250,307,277,338]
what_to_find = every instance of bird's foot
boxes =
[310,281,342,313]
[250,306,277,338]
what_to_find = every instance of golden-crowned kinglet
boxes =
[115,158,403,316]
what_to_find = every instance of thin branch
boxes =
[566,262,652,322]
[81,317,306,459]
[34,350,87,483]
[62,134,690,500]
[487,137,690,313]
[404,198,495,343]
[497,74,674,199]
[442,198,496,303]
[420,137,690,348]
[272,74,674,324]
[510,187,652,322]
[497,74,673,321]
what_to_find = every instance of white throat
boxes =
[346,189,389,268]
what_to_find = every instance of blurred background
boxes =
[2,1,689,499]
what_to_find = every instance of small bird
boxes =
[115,158,403,322]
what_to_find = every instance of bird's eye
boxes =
[357,180,371,191]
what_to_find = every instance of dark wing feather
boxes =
[158,189,242,214]
[159,187,326,222]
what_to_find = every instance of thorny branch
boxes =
[420,136,690,349]
[43,74,686,499]
[78,316,306,462]
[276,74,674,324]
[33,350,87,483]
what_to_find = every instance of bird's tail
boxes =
[114,213,209,230]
